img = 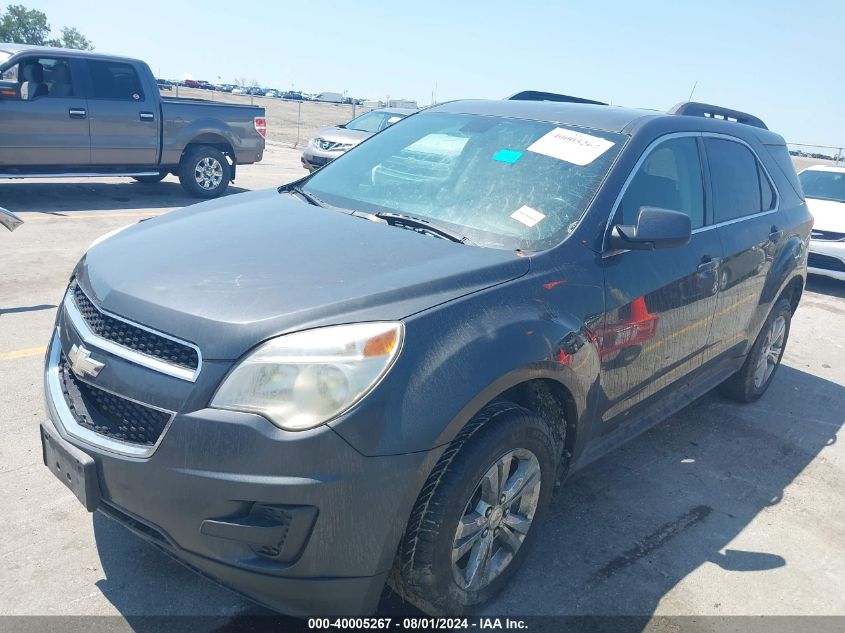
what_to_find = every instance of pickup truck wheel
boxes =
[178,146,230,198]
[392,401,555,615]
[718,298,792,403]
[131,172,167,184]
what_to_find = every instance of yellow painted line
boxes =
[0,346,46,361]
[19,211,170,221]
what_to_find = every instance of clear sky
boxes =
[20,0,845,147]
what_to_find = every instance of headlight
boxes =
[211,322,403,431]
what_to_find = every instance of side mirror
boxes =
[0,206,23,232]
[609,206,691,251]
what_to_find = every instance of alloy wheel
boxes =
[451,448,541,592]
[753,315,786,389]
[194,157,224,190]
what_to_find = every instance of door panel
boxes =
[598,135,721,424]
[0,56,90,167]
[84,60,158,165]
[600,231,723,421]
[703,137,780,354]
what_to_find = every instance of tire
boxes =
[391,401,556,615]
[178,146,231,198]
[131,172,167,184]
[717,298,792,403]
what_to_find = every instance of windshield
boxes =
[346,110,406,133]
[799,169,845,203]
[303,112,626,250]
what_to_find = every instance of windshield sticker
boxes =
[387,116,402,124]
[493,149,523,164]
[511,205,546,227]
[526,128,615,166]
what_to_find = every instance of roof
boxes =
[430,99,656,134]
[428,99,786,145]
[0,42,141,65]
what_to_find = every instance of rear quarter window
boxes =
[765,143,806,203]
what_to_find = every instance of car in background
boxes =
[282,90,303,101]
[799,165,845,280]
[315,91,344,103]
[246,87,264,96]
[196,80,215,90]
[0,44,265,198]
[156,78,173,91]
[182,79,200,88]
[264,89,281,98]
[216,83,236,93]
[301,107,416,171]
[0,205,22,231]
[232,86,247,95]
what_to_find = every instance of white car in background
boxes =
[799,165,845,280]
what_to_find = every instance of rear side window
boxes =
[705,138,775,222]
[87,60,144,101]
[619,136,705,229]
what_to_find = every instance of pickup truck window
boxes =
[87,60,144,102]
[0,57,75,100]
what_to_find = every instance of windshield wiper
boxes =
[374,212,474,245]
[279,183,325,207]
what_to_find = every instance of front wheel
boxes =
[392,402,556,614]
[178,146,231,198]
[718,298,792,403]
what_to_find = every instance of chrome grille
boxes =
[72,285,199,371]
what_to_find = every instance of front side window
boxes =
[798,170,845,203]
[0,56,75,100]
[87,60,144,101]
[619,136,705,228]
[705,138,775,222]
[303,112,626,251]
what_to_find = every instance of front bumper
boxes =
[42,328,439,616]
[301,147,345,171]
[808,239,845,281]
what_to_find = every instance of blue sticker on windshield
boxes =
[493,149,523,164]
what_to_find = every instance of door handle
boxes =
[698,257,719,273]
[769,226,783,242]
[68,108,87,119]
[139,111,155,121]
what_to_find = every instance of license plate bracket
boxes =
[41,422,101,511]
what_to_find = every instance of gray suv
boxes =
[301,107,415,171]
[41,93,809,617]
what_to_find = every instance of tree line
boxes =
[0,4,93,50]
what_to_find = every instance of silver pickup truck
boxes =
[0,44,265,198]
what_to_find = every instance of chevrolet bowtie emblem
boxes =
[68,344,104,378]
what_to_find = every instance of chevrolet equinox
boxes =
[41,92,810,616]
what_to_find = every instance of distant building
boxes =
[387,98,418,109]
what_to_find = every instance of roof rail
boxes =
[506,90,607,106]
[669,102,768,130]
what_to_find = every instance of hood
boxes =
[312,126,371,146]
[806,197,845,233]
[76,189,529,359]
